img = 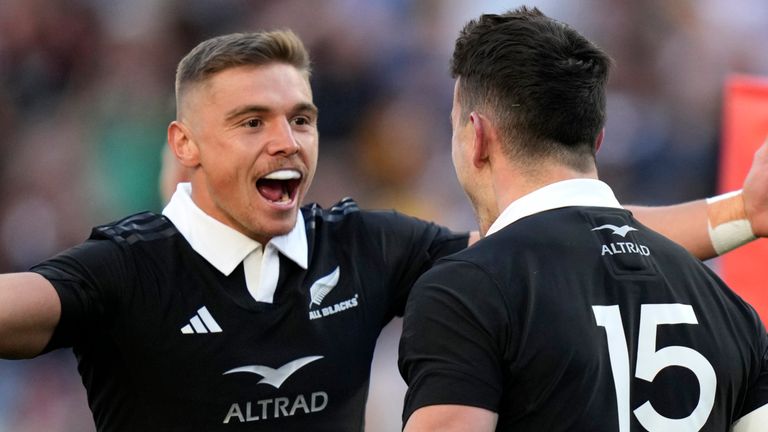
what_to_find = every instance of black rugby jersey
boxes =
[31,198,468,432]
[400,206,768,431]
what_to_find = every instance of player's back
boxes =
[440,206,766,431]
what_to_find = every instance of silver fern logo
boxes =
[309,267,340,307]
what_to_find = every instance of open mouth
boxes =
[256,169,302,205]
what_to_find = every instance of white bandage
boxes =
[706,190,757,255]
[707,219,756,255]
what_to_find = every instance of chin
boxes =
[259,213,299,239]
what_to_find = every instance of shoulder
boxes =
[302,197,361,224]
[302,198,448,234]
[302,198,468,270]
[92,212,179,246]
[412,253,503,305]
[35,212,176,272]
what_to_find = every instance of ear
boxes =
[594,128,605,153]
[469,112,491,169]
[168,120,200,168]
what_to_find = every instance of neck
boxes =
[488,162,598,230]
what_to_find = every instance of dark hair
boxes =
[451,6,612,171]
[175,30,311,108]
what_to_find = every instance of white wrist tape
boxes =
[707,219,756,255]
[706,190,757,255]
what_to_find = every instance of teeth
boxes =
[264,169,300,180]
[271,190,291,203]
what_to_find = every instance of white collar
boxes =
[162,183,308,275]
[486,179,623,237]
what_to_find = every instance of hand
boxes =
[742,138,768,237]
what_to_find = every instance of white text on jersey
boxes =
[222,391,328,424]
[601,242,651,256]
[309,294,359,320]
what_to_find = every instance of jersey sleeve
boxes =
[29,238,133,352]
[361,210,469,316]
[398,259,507,424]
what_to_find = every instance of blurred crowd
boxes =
[0,0,766,430]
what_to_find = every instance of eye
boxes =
[290,116,313,127]
[243,118,262,128]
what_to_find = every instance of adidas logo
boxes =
[181,306,222,334]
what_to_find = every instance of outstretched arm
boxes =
[628,200,713,259]
[630,139,768,260]
[0,272,60,359]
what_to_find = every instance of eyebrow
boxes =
[224,103,319,123]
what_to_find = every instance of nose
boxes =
[267,118,300,156]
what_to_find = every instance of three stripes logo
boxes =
[181,306,223,334]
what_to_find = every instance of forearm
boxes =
[404,405,497,432]
[0,272,61,359]
[629,190,755,261]
[629,200,713,259]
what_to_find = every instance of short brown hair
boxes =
[175,30,311,110]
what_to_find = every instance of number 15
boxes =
[592,304,716,432]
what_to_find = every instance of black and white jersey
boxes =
[400,181,768,431]
[31,198,468,432]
